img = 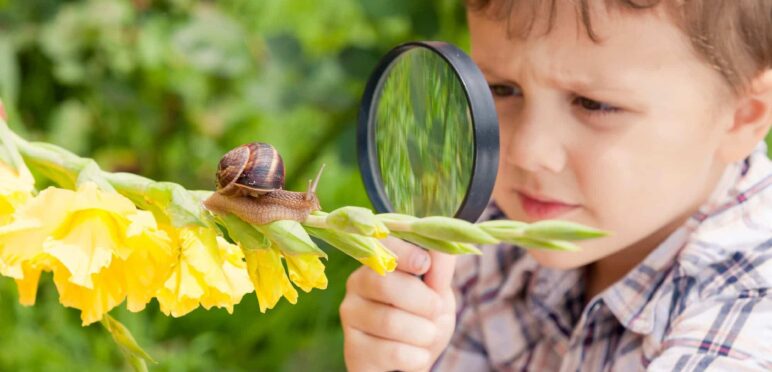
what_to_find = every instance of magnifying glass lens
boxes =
[373,47,474,217]
[358,42,498,222]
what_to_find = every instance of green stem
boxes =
[302,214,328,229]
[0,119,34,183]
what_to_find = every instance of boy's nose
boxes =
[503,107,567,174]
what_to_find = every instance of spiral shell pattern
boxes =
[215,142,285,196]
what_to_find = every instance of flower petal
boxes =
[284,253,327,293]
[244,246,297,313]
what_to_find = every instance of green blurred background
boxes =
[0,1,770,371]
[0,0,467,371]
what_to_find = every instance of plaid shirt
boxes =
[433,142,772,372]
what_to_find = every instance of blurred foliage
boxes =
[0,0,770,371]
[0,0,468,370]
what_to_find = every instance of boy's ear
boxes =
[718,69,772,163]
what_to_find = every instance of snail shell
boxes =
[205,141,326,225]
[216,142,285,197]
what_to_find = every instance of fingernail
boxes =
[412,252,429,273]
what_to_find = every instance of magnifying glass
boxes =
[357,41,499,222]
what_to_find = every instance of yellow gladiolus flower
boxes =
[359,245,398,276]
[284,253,327,293]
[156,226,253,317]
[243,246,298,313]
[0,183,174,325]
[0,161,34,225]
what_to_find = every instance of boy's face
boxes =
[469,4,735,269]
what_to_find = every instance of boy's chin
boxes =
[526,249,598,270]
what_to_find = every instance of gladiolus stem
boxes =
[302,214,328,229]
[101,314,155,372]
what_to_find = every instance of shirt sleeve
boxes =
[431,255,492,371]
[647,289,772,372]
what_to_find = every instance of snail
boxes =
[203,142,324,225]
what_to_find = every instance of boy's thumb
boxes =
[423,251,456,293]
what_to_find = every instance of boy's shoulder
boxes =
[676,144,772,298]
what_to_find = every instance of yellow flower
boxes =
[0,183,174,325]
[156,226,253,317]
[359,244,398,276]
[305,227,397,276]
[243,246,298,313]
[284,253,327,293]
[0,161,34,225]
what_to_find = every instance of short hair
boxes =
[466,0,772,94]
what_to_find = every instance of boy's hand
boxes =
[341,236,457,372]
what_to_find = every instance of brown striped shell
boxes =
[215,142,285,196]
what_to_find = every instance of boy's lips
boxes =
[515,189,580,220]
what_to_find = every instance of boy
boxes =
[341,0,772,371]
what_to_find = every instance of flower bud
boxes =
[101,314,156,368]
[410,216,498,244]
[523,220,608,241]
[477,220,528,241]
[504,236,580,251]
[306,227,396,275]
[326,206,389,238]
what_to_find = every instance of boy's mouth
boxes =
[515,190,579,220]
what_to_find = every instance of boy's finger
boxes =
[423,251,457,294]
[347,268,440,318]
[0,99,5,120]
[341,294,437,347]
[381,236,430,275]
[344,327,431,372]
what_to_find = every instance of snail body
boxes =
[203,142,324,225]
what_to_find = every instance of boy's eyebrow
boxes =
[477,63,646,110]
[478,65,519,85]
[481,63,638,95]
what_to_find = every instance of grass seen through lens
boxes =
[374,47,474,217]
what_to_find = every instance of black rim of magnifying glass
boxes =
[357,41,499,222]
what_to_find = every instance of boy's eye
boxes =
[573,96,620,114]
[489,84,522,98]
